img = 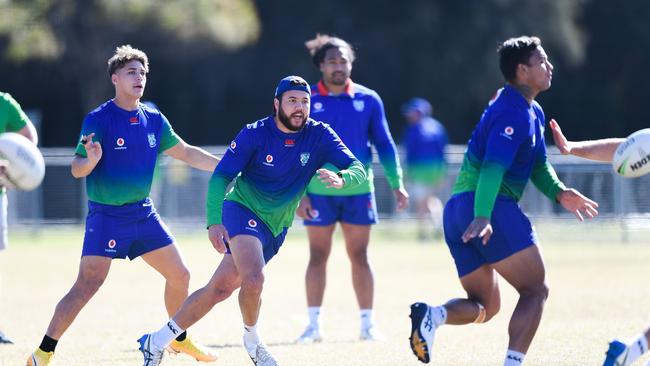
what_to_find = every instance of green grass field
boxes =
[1,223,649,365]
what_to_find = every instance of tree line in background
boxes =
[0,0,648,147]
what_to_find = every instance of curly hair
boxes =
[107,45,149,76]
[305,34,356,67]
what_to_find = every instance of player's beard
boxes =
[278,104,307,132]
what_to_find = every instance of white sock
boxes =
[430,305,447,326]
[152,319,184,349]
[360,309,374,330]
[504,350,525,366]
[308,306,321,329]
[626,333,649,364]
[243,323,261,348]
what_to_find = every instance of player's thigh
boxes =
[491,244,546,293]
[229,234,266,279]
[141,243,188,279]
[340,222,371,256]
[76,255,112,284]
[306,224,336,253]
[459,264,500,312]
[206,254,241,291]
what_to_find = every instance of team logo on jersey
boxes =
[500,126,514,140]
[129,116,139,125]
[313,102,324,113]
[246,219,259,232]
[229,141,237,152]
[300,152,310,166]
[263,154,274,167]
[115,137,127,150]
[108,239,116,248]
[147,133,156,148]
[285,139,295,147]
[353,100,365,112]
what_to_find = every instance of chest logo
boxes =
[117,138,125,146]
[266,155,273,163]
[500,126,514,141]
[353,100,365,112]
[147,133,157,148]
[313,102,324,112]
[285,139,295,147]
[300,152,310,166]
[108,239,116,249]
[129,116,139,125]
[248,219,257,228]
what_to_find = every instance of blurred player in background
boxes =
[402,97,448,241]
[550,121,649,366]
[26,45,219,365]
[408,36,599,365]
[138,76,367,366]
[296,34,409,344]
[0,91,39,345]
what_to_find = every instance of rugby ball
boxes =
[0,132,45,190]
[613,128,650,178]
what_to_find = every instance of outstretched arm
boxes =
[164,139,220,172]
[550,119,623,163]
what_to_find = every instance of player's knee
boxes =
[308,248,330,267]
[210,282,238,302]
[240,272,265,296]
[168,267,191,289]
[348,247,369,267]
[484,302,500,322]
[519,282,549,303]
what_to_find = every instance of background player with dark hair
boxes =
[296,34,409,343]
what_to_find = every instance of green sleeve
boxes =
[530,161,566,202]
[206,173,231,227]
[338,160,368,189]
[474,162,507,218]
[0,93,29,132]
[159,114,181,152]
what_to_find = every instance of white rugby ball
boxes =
[0,132,45,190]
[613,128,650,178]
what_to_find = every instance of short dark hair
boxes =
[107,45,149,77]
[305,34,356,67]
[497,36,541,82]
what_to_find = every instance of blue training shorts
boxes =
[443,191,537,277]
[222,200,288,263]
[82,198,174,260]
[303,192,378,226]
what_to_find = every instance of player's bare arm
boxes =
[556,188,599,221]
[207,224,229,254]
[164,139,220,172]
[296,195,315,220]
[17,122,38,145]
[71,133,102,178]
[550,119,623,162]
[393,187,409,210]
[317,168,345,189]
[461,216,493,245]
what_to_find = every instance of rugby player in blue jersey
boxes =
[408,36,599,365]
[27,45,219,366]
[137,76,367,366]
[296,34,409,343]
[550,121,649,366]
[402,98,449,241]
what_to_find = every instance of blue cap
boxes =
[274,76,311,98]
[401,97,432,116]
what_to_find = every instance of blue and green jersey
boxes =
[306,80,403,195]
[207,116,367,236]
[453,85,565,218]
[75,100,180,206]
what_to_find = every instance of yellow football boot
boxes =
[169,337,218,362]
[26,349,54,366]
